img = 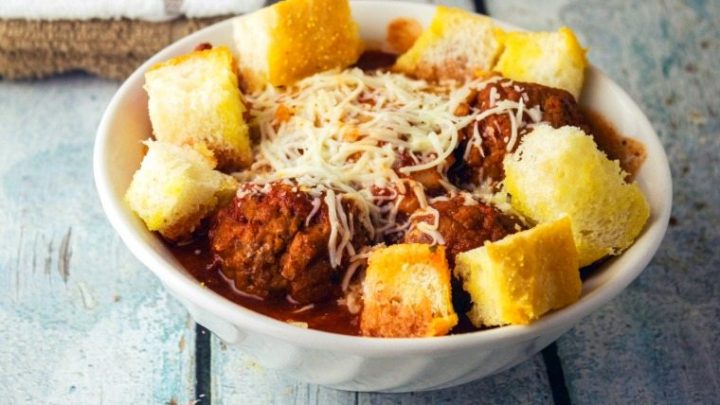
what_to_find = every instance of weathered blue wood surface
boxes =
[0,77,196,404]
[490,0,720,404]
[1,0,718,404]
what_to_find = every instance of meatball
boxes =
[459,79,591,184]
[370,185,422,244]
[403,195,524,263]
[210,183,368,304]
[393,151,456,195]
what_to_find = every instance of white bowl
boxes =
[94,1,672,393]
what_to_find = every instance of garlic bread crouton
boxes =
[393,6,503,81]
[233,0,363,91]
[494,27,587,99]
[454,217,581,327]
[503,125,650,267]
[361,244,458,337]
[144,46,252,170]
[125,141,237,241]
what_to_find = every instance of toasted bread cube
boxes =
[455,217,581,327]
[503,125,650,266]
[144,46,252,170]
[494,27,587,99]
[360,244,458,337]
[125,141,238,241]
[393,6,503,81]
[233,0,364,91]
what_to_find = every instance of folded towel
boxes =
[0,0,264,21]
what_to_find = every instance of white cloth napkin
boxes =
[0,0,266,21]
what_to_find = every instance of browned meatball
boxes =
[210,183,368,304]
[460,79,591,184]
[393,151,456,195]
[403,195,524,263]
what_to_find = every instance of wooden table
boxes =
[1,0,717,403]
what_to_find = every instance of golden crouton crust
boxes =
[268,0,363,86]
[494,27,588,98]
[455,217,581,327]
[360,244,458,338]
[159,208,215,241]
[393,6,503,82]
[503,125,650,266]
[125,142,238,242]
[145,46,252,170]
[235,0,364,91]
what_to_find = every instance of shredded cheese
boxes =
[305,197,322,227]
[240,70,539,269]
[293,304,315,313]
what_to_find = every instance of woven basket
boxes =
[0,17,226,80]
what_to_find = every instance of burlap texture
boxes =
[0,17,227,80]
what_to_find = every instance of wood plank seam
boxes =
[196,324,213,403]
[473,0,487,15]
[542,343,572,405]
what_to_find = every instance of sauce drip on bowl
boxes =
[584,108,647,179]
